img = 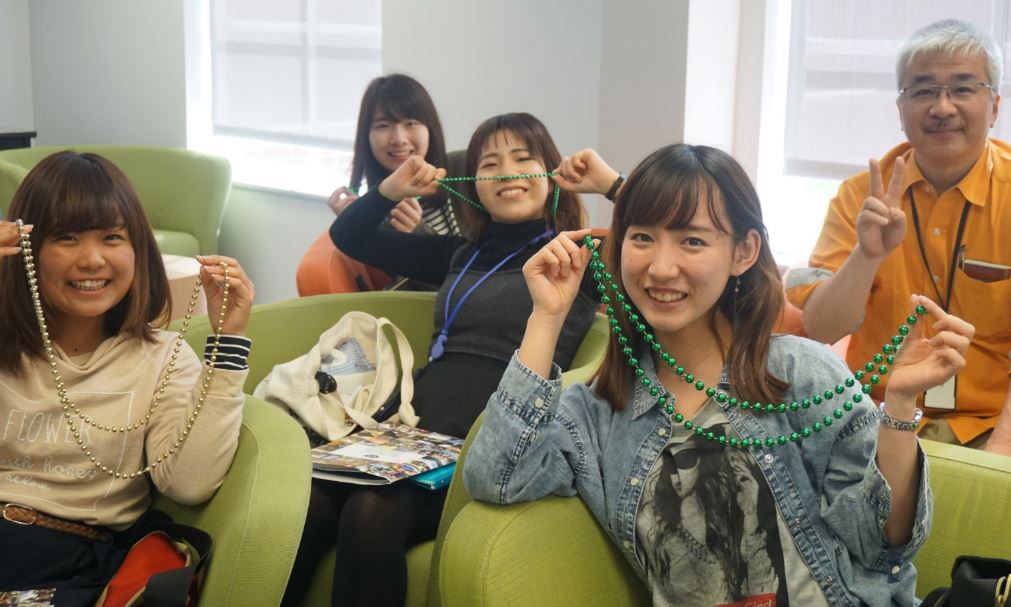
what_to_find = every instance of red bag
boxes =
[97,515,212,607]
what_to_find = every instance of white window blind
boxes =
[209,0,382,148]
[784,0,1011,180]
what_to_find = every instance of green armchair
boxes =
[158,316,312,607]
[0,145,230,256]
[181,291,608,606]
[438,436,1011,605]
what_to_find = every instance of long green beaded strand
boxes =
[345,172,562,215]
[583,235,926,450]
[436,172,561,216]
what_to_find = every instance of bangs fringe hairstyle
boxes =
[0,151,170,376]
[593,144,788,410]
[457,112,584,242]
[350,73,448,196]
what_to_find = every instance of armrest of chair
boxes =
[913,439,1011,597]
[561,313,608,387]
[175,291,438,391]
[439,496,648,607]
[0,159,29,215]
[152,395,312,607]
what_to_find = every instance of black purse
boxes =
[920,556,1011,607]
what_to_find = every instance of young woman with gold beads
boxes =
[0,151,256,604]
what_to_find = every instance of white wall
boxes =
[383,0,610,226]
[684,0,740,152]
[28,0,187,146]
[599,1,690,187]
[0,0,34,131]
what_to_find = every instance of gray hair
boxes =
[895,19,1003,92]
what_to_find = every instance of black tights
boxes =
[281,478,446,607]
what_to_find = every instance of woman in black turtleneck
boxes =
[282,113,603,607]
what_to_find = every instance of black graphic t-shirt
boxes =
[635,399,830,607]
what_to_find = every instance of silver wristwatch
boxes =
[879,403,923,432]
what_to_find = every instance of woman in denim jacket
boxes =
[464,144,974,606]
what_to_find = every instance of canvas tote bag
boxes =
[253,311,419,441]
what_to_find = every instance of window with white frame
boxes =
[784,0,1011,180]
[188,0,382,195]
[756,0,1011,268]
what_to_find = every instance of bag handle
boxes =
[142,521,213,606]
[340,317,419,429]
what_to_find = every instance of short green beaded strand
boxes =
[583,235,926,449]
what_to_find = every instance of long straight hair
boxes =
[0,151,170,375]
[457,113,584,242]
[593,144,787,410]
[349,73,447,198]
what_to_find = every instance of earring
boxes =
[732,275,741,314]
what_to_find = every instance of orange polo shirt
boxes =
[787,139,1011,444]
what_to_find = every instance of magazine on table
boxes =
[311,423,463,487]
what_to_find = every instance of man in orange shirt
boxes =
[787,19,1011,452]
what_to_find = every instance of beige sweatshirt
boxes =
[0,329,245,529]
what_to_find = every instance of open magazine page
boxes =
[311,423,463,485]
[0,589,56,607]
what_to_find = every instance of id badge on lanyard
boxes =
[909,194,969,411]
[925,377,957,410]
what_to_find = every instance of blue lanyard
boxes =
[429,230,554,361]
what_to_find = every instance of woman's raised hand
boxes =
[0,221,31,258]
[377,156,446,202]
[389,197,424,233]
[884,294,973,413]
[554,149,620,196]
[523,229,597,319]
[195,256,256,337]
[327,186,359,216]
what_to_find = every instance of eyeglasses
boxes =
[899,81,995,105]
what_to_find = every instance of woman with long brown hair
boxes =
[283,113,600,607]
[465,143,972,605]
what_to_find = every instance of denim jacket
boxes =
[464,335,932,606]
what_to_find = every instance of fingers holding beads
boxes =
[553,149,620,196]
[379,156,446,201]
[885,295,970,402]
[543,231,587,278]
[327,186,358,216]
[523,229,595,318]
[195,255,256,336]
[0,220,32,257]
[916,295,974,355]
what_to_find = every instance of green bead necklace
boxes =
[582,235,926,450]
[348,172,562,215]
[436,172,562,216]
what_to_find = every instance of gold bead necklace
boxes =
[15,219,229,479]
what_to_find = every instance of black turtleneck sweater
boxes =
[331,189,598,437]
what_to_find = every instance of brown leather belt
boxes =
[1,502,113,543]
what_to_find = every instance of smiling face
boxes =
[474,129,550,224]
[619,194,758,349]
[368,110,430,173]
[898,51,1000,185]
[38,223,136,339]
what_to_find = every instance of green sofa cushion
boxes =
[912,439,1011,596]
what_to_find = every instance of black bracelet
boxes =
[605,174,625,201]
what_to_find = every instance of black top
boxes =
[331,189,599,437]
